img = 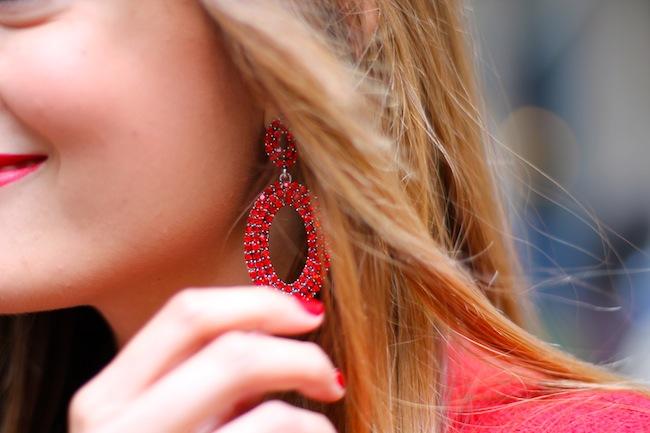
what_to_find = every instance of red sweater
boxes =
[445,344,650,432]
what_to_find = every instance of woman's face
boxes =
[0,0,264,318]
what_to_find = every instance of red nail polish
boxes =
[335,368,346,389]
[295,296,324,316]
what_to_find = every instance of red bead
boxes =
[244,119,330,299]
[243,179,330,299]
[263,120,298,169]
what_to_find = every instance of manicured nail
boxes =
[295,296,325,316]
[334,368,346,390]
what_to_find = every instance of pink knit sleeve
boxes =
[445,342,650,432]
[448,389,650,433]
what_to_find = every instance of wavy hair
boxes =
[0,1,645,433]
[201,0,645,432]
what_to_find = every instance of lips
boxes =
[0,153,48,188]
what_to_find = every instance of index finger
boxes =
[79,286,325,406]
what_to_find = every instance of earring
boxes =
[243,119,330,300]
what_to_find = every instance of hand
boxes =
[68,286,344,433]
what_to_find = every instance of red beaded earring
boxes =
[243,119,330,300]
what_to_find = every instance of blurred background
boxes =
[467,1,650,380]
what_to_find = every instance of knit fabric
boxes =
[445,343,650,432]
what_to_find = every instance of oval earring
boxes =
[243,119,330,300]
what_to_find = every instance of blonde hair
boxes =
[203,0,645,432]
[0,1,645,433]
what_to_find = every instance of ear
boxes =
[359,0,380,42]
[340,0,380,57]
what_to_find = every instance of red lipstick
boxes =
[0,154,48,188]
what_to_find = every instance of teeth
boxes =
[0,161,39,172]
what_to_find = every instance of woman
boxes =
[0,0,648,432]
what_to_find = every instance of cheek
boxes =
[0,10,261,307]
[1,16,255,168]
[0,23,114,147]
[2,10,259,209]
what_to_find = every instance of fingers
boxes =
[81,286,325,405]
[114,331,345,432]
[215,400,337,433]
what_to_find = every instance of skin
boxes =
[0,1,345,431]
[0,0,265,347]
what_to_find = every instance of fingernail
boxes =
[334,368,346,390]
[295,296,325,316]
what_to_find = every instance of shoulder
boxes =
[444,343,650,433]
[447,388,650,433]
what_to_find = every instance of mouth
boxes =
[0,153,48,188]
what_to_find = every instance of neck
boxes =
[91,221,251,351]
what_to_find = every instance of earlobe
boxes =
[263,106,282,127]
